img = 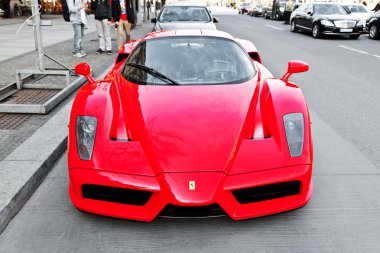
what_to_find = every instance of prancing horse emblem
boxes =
[189,181,196,190]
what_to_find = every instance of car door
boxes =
[294,4,308,29]
[304,4,314,30]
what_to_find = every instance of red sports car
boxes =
[68,30,313,221]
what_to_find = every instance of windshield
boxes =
[314,4,349,15]
[158,6,211,22]
[343,5,368,13]
[123,36,256,85]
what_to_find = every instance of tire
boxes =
[349,34,360,39]
[312,23,321,39]
[369,24,379,39]
[275,13,280,20]
[291,19,298,32]
[264,11,269,19]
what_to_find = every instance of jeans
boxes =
[96,19,112,51]
[72,23,85,53]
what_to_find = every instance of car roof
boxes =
[142,29,235,41]
[163,2,207,7]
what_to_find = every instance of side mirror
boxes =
[151,17,157,23]
[281,60,309,83]
[213,17,219,23]
[75,62,95,84]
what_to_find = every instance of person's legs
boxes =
[96,19,105,51]
[80,24,85,53]
[4,1,11,18]
[117,21,125,50]
[123,21,131,42]
[103,19,112,52]
[72,23,81,54]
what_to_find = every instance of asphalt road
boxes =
[1,13,380,253]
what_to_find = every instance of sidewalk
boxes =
[0,18,153,233]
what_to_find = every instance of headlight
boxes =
[321,20,334,27]
[280,7,284,12]
[283,113,304,157]
[76,116,97,160]
[357,20,363,26]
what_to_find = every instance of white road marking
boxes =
[338,45,371,55]
[265,24,284,30]
[339,45,380,60]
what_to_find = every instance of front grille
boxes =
[82,184,152,206]
[159,204,226,218]
[232,181,301,204]
[334,20,356,28]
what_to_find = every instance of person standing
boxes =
[68,0,87,57]
[112,0,135,50]
[283,0,293,24]
[92,0,112,55]
[2,0,11,18]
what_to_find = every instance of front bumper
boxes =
[320,26,363,35]
[69,164,313,221]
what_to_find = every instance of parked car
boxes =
[366,10,380,39]
[151,3,218,32]
[290,3,363,39]
[342,4,371,32]
[263,0,298,20]
[238,2,251,14]
[248,3,264,16]
[69,29,313,221]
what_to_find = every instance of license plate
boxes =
[340,28,353,32]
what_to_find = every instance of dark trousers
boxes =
[283,11,291,24]
[3,1,11,18]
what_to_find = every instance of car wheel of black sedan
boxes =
[264,11,269,19]
[349,34,360,39]
[312,23,321,39]
[291,20,298,32]
[369,24,379,39]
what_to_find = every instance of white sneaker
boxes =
[73,52,85,58]
[80,51,87,56]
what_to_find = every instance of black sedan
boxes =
[366,10,380,39]
[290,3,363,39]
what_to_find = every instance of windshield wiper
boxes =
[126,63,179,85]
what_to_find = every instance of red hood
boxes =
[114,77,260,174]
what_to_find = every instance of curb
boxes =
[0,62,113,234]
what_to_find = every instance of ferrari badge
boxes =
[189,181,196,190]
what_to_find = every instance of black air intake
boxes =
[82,184,152,206]
[159,204,226,218]
[232,181,301,204]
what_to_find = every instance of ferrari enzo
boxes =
[68,30,313,221]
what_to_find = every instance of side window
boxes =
[298,4,307,13]
[307,4,313,14]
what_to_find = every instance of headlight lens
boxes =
[321,20,334,27]
[283,113,304,157]
[357,20,363,26]
[76,116,97,160]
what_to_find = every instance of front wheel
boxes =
[275,13,280,20]
[349,34,360,39]
[291,19,298,32]
[312,23,321,39]
[369,24,379,39]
